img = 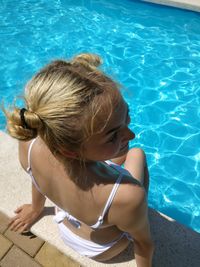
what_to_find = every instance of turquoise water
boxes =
[0,0,200,232]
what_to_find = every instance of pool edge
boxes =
[141,0,200,12]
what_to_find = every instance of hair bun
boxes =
[4,107,43,141]
[71,53,102,70]
[23,109,43,130]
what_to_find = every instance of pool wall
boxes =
[142,0,200,12]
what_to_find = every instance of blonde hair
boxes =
[4,53,121,161]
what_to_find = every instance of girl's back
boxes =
[19,138,138,260]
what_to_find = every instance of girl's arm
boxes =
[8,184,46,233]
[9,140,46,233]
[31,182,46,214]
[112,185,154,267]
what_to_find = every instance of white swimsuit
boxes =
[27,139,134,258]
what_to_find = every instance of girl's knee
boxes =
[126,148,147,167]
[127,147,146,160]
[124,148,148,186]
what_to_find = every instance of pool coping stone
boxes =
[142,0,200,12]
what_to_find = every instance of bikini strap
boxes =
[26,139,37,172]
[91,173,123,229]
[26,139,44,195]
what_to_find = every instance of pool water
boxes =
[0,0,200,232]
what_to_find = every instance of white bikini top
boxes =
[26,139,125,230]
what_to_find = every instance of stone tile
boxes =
[0,245,41,267]
[0,235,13,260]
[35,242,80,267]
[4,229,44,257]
[0,212,10,234]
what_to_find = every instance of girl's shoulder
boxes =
[108,180,146,226]
[102,161,146,223]
[105,160,142,187]
[88,160,144,205]
[99,160,145,206]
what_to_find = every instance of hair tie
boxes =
[20,108,29,129]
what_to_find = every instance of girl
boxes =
[5,54,154,266]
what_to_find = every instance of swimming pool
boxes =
[0,0,199,232]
